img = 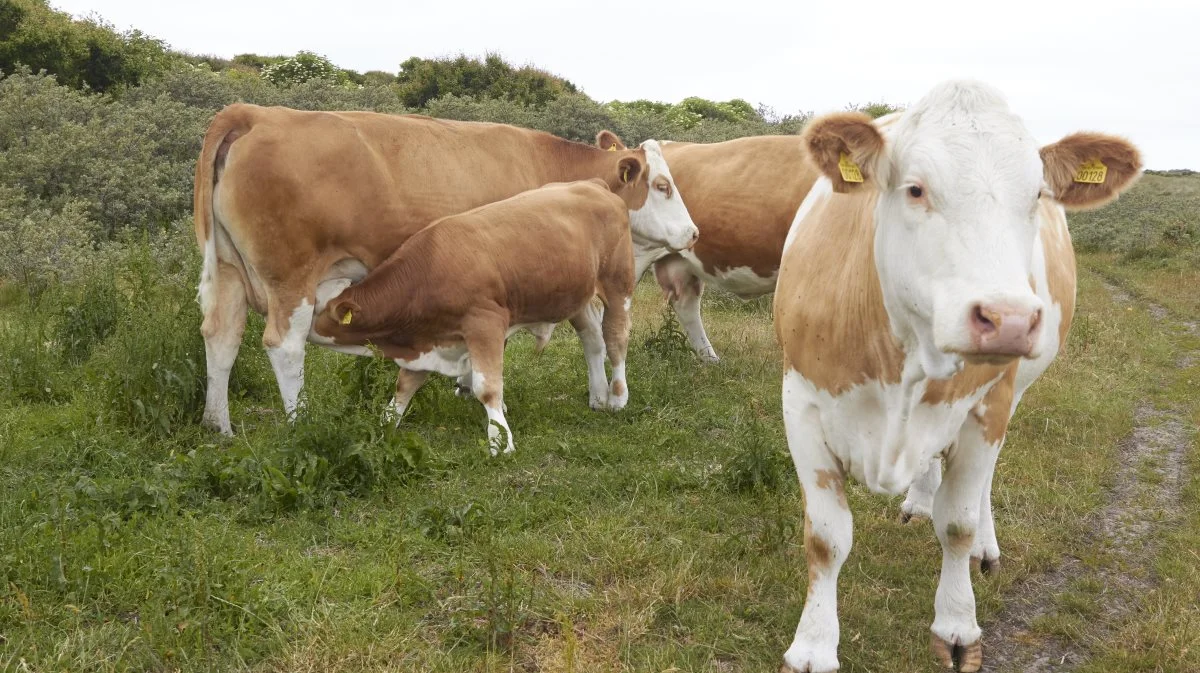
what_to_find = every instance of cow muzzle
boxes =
[964,301,1043,360]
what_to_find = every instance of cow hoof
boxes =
[699,353,721,364]
[931,633,982,672]
[898,510,929,525]
[970,556,1001,576]
[781,642,838,673]
[453,383,472,398]
[779,660,837,672]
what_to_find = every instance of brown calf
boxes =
[311,179,637,454]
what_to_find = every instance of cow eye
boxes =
[908,185,924,199]
[656,182,672,196]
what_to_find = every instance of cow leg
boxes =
[654,255,718,363]
[781,378,849,673]
[464,318,513,455]
[900,457,942,523]
[263,293,315,420]
[971,452,1002,574]
[199,261,248,435]
[929,419,1002,673]
[453,372,473,397]
[384,368,430,426]
[601,295,632,411]
[569,304,610,411]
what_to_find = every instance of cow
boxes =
[594,132,821,362]
[194,105,698,435]
[773,80,1141,672]
[309,179,639,455]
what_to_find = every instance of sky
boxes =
[52,0,1200,169]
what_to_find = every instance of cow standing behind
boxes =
[194,105,697,435]
[595,132,821,362]
[309,179,639,455]
[774,81,1141,672]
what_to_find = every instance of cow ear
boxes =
[1040,133,1142,211]
[596,130,627,152]
[331,299,361,327]
[616,156,643,185]
[802,111,887,193]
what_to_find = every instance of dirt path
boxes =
[981,281,1196,673]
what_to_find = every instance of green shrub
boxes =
[397,53,577,108]
[87,237,205,436]
[260,50,345,87]
[0,0,170,92]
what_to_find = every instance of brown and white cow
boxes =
[595,132,821,362]
[773,80,1140,672]
[310,179,637,455]
[194,105,697,435]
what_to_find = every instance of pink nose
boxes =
[968,302,1042,358]
[685,228,700,250]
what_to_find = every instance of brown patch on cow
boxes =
[801,111,887,193]
[774,188,904,394]
[1040,132,1142,211]
[944,521,975,555]
[803,517,834,592]
[977,366,1017,445]
[814,468,847,507]
[1039,200,1078,345]
[661,136,821,279]
[611,379,626,398]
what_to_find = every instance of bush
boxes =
[0,0,170,92]
[260,50,346,87]
[397,53,578,108]
[87,234,206,436]
[0,188,99,296]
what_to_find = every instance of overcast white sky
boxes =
[53,0,1200,168]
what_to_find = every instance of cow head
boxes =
[803,80,1141,374]
[596,131,698,253]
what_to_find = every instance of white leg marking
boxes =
[471,371,513,455]
[607,361,628,410]
[930,419,1000,651]
[782,370,847,673]
[572,307,609,410]
[672,285,718,363]
[971,457,1001,570]
[266,299,314,420]
[198,237,245,435]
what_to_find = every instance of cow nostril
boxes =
[1030,308,1043,333]
[972,305,996,333]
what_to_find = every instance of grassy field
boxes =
[0,176,1197,672]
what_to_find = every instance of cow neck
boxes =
[535,134,629,193]
[335,250,431,341]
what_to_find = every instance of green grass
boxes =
[0,254,1194,673]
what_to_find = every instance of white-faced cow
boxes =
[595,132,821,362]
[310,179,639,454]
[194,105,697,435]
[773,80,1141,672]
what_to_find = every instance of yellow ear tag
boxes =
[607,144,618,152]
[1073,159,1107,184]
[340,309,353,326]
[838,152,864,183]
[621,166,630,183]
